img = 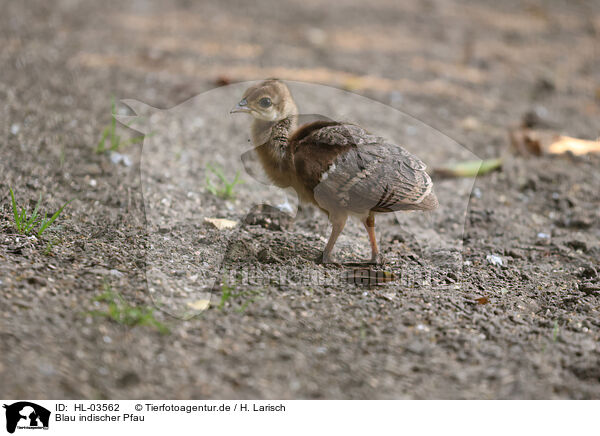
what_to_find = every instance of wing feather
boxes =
[295,123,436,213]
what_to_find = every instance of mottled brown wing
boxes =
[297,123,436,214]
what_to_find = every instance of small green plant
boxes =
[43,238,61,256]
[90,282,169,334]
[9,187,71,237]
[205,164,244,200]
[96,98,145,153]
[552,320,560,342]
[218,281,235,310]
[217,280,261,313]
[59,146,66,167]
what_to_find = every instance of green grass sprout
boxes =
[9,187,71,237]
[96,97,147,153]
[90,282,169,334]
[205,163,244,200]
[217,280,261,313]
[43,238,61,256]
[552,320,560,342]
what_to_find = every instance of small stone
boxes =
[580,283,600,294]
[486,254,503,267]
[579,266,598,280]
[567,240,587,252]
[507,249,525,259]
[110,151,132,167]
[109,269,124,277]
[276,198,294,214]
[257,248,280,264]
[537,232,550,239]
[460,116,481,131]
[243,204,293,230]
[118,371,141,387]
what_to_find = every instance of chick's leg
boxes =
[321,213,348,264]
[363,212,384,264]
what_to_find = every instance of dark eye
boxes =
[258,97,272,108]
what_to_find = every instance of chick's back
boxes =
[290,121,438,214]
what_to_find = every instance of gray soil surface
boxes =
[1,0,599,399]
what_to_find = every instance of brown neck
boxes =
[251,97,298,147]
[251,116,298,188]
[251,116,297,148]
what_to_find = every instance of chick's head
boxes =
[231,79,297,122]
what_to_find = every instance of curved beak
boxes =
[230,98,250,114]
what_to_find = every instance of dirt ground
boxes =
[1,0,599,399]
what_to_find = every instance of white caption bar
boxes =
[0,400,597,435]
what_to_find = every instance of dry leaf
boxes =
[510,128,600,156]
[547,136,600,155]
[434,158,502,178]
[204,217,238,230]
[475,297,489,305]
[187,299,211,311]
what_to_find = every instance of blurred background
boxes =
[2,0,598,154]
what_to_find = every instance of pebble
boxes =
[109,269,124,277]
[486,254,503,267]
[277,198,294,214]
[110,151,132,167]
[460,116,481,130]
